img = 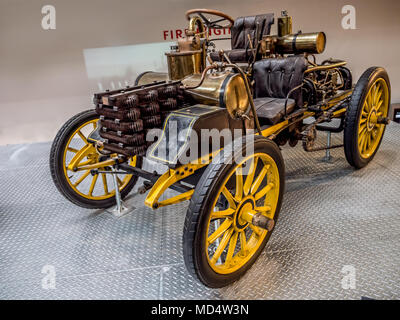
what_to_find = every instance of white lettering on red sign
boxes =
[163,28,231,40]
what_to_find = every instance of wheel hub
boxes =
[234,196,255,231]
[367,108,378,131]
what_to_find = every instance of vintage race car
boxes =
[50,9,391,288]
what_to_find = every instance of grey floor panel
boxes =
[0,142,50,171]
[0,267,161,300]
[0,202,163,284]
[161,264,223,300]
[0,123,399,299]
[0,168,66,206]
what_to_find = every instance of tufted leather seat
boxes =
[252,56,308,125]
[210,13,274,63]
[253,97,296,125]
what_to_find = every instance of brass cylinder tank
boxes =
[276,32,326,54]
[135,71,168,86]
[166,50,204,80]
[136,50,204,84]
[182,72,249,115]
[278,11,292,37]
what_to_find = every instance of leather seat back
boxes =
[253,56,308,106]
[231,14,274,51]
[210,13,274,63]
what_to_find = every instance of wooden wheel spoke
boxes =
[376,89,383,106]
[254,182,274,201]
[367,132,373,148]
[210,228,234,264]
[225,231,239,266]
[372,84,378,104]
[235,166,243,201]
[211,208,235,219]
[363,101,370,113]
[360,132,366,150]
[367,91,373,109]
[222,187,237,209]
[101,173,109,195]
[250,164,269,195]
[249,224,262,237]
[208,219,233,244]
[77,130,88,144]
[362,132,369,152]
[358,129,367,147]
[240,231,247,254]
[73,170,91,187]
[243,156,258,196]
[361,109,368,117]
[88,174,98,196]
[358,127,367,143]
[376,99,383,111]
[255,205,272,212]
[67,147,79,153]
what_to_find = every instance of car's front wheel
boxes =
[49,109,142,209]
[183,136,285,288]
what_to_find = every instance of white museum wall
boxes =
[0,0,399,145]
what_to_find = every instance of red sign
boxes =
[163,28,231,40]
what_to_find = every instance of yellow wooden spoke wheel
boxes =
[50,110,142,208]
[344,67,391,169]
[183,136,284,288]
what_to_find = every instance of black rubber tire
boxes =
[49,109,142,209]
[183,136,285,288]
[344,67,391,169]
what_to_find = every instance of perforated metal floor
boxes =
[1,123,399,300]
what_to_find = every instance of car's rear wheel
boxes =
[344,67,390,169]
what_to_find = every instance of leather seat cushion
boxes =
[254,97,296,125]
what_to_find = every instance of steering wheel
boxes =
[186,9,234,29]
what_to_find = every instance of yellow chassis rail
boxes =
[144,89,353,209]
